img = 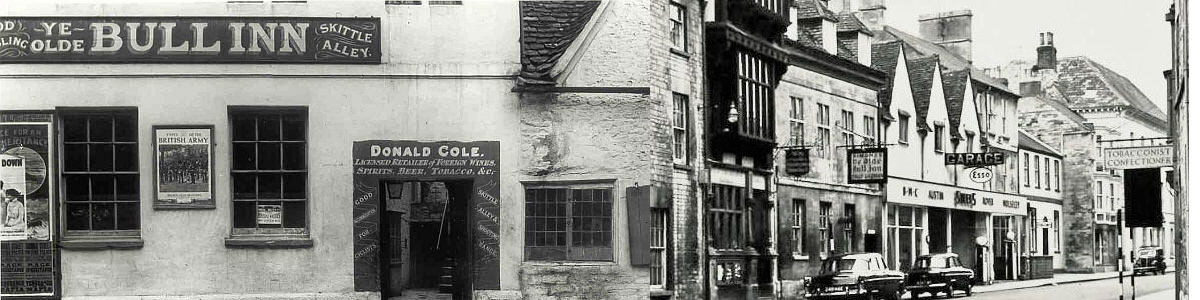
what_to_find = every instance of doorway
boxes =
[379,180,473,300]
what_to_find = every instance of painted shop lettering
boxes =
[84,22,308,55]
[954,191,976,206]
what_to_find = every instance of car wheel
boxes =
[891,288,904,300]
[911,290,921,299]
[965,284,973,297]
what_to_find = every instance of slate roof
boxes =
[870,41,903,120]
[942,68,970,138]
[791,23,856,57]
[1054,56,1168,122]
[517,0,600,86]
[877,26,1019,97]
[907,55,940,130]
[835,13,873,36]
[1019,130,1062,157]
[795,0,838,21]
[1026,85,1092,128]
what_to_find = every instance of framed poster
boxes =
[153,125,215,209]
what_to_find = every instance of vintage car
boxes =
[905,253,975,299]
[1133,246,1167,276]
[803,253,907,300]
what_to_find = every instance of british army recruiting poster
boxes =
[154,127,215,209]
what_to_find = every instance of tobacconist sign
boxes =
[1103,145,1174,169]
[0,17,381,63]
[944,152,1005,166]
[847,147,887,184]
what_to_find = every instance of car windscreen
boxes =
[822,258,862,273]
[913,257,948,268]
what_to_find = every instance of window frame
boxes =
[933,124,945,152]
[816,103,831,157]
[792,199,806,258]
[788,96,805,147]
[818,201,832,258]
[669,1,688,53]
[650,208,670,288]
[862,115,876,145]
[227,106,311,238]
[1054,160,1060,192]
[1034,155,1041,189]
[1043,157,1051,191]
[897,113,910,144]
[1024,153,1030,187]
[672,93,690,165]
[840,109,855,147]
[58,108,143,242]
[522,181,616,262]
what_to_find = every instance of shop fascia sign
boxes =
[1103,145,1173,169]
[889,177,1025,215]
[0,17,382,63]
[944,152,1005,166]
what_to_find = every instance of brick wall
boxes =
[519,264,648,300]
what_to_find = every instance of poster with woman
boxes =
[0,154,28,241]
[153,126,215,209]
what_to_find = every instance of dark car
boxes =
[905,253,975,299]
[803,253,907,300]
[1133,246,1167,276]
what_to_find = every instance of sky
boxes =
[878,0,1174,111]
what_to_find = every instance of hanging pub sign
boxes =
[1103,145,1173,169]
[847,147,887,184]
[944,152,1005,166]
[0,17,381,63]
[153,126,215,209]
[784,148,810,176]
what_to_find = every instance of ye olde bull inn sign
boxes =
[0,17,381,63]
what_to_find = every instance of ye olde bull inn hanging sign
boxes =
[0,17,381,63]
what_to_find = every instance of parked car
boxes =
[905,253,975,299]
[1132,246,1167,276]
[803,253,906,300]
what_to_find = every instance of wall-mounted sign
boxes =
[153,126,215,209]
[847,147,887,184]
[968,167,993,183]
[784,148,810,176]
[886,177,1026,215]
[0,17,381,63]
[1104,145,1174,170]
[256,204,282,225]
[945,152,1006,166]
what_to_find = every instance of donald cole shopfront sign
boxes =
[0,17,381,63]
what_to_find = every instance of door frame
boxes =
[378,179,475,300]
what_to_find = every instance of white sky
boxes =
[880,0,1174,111]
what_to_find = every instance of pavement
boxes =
[973,267,1177,294]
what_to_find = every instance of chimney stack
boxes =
[918,10,973,61]
[1034,32,1058,72]
[855,0,886,31]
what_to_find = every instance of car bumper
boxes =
[804,289,868,299]
[906,282,949,290]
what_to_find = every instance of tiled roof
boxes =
[517,0,600,86]
[877,26,1018,97]
[792,24,855,57]
[835,13,872,36]
[1054,56,1168,123]
[1034,85,1092,127]
[794,0,838,21]
[1019,130,1062,157]
[907,55,940,130]
[942,68,970,138]
[871,41,903,120]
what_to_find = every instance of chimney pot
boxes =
[1034,32,1058,72]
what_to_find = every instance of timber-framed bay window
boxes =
[735,51,775,140]
[523,182,614,261]
[227,107,312,247]
[709,184,747,250]
[60,108,142,248]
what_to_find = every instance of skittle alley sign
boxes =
[0,17,381,63]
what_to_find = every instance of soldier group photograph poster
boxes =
[153,126,215,209]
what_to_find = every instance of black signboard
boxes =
[1124,168,1163,228]
[944,152,1006,166]
[352,140,500,291]
[0,17,381,63]
[847,147,887,184]
[784,148,810,176]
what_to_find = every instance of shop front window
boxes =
[524,185,614,261]
[886,204,925,271]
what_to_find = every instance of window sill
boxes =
[60,237,144,250]
[650,289,673,298]
[670,48,690,59]
[674,163,693,171]
[224,235,314,249]
[792,253,809,261]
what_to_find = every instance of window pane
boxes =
[65,203,90,230]
[114,143,137,172]
[115,174,138,200]
[113,116,137,142]
[281,143,306,170]
[89,144,114,171]
[116,202,139,230]
[259,174,282,199]
[231,117,257,141]
[63,117,87,142]
[281,115,305,141]
[88,117,113,142]
[233,201,256,228]
[282,173,305,199]
[64,174,89,202]
[232,143,256,171]
[63,144,88,172]
[258,142,281,170]
[233,173,257,199]
[282,201,306,228]
[91,175,115,202]
[91,202,116,230]
[258,117,281,141]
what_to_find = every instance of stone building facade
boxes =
[0,1,700,299]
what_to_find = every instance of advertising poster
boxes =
[257,204,282,225]
[154,126,215,209]
[0,155,28,241]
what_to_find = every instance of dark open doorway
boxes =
[379,180,474,300]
